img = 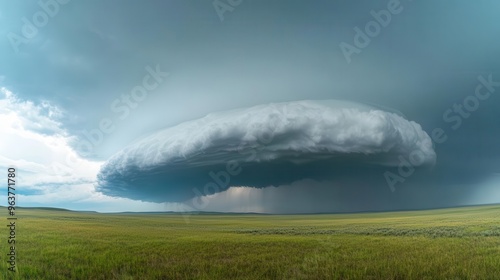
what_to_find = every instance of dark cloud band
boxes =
[96,100,436,202]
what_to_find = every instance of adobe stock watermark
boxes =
[181,130,274,222]
[213,0,243,22]
[7,0,71,53]
[51,65,169,177]
[385,74,500,192]
[181,106,286,222]
[296,235,339,278]
[339,0,407,64]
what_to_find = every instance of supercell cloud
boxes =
[96,100,436,203]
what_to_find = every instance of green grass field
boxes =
[1,204,499,279]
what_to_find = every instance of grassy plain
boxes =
[1,204,499,279]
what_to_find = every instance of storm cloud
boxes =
[96,100,435,203]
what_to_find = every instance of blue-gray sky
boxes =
[0,0,499,212]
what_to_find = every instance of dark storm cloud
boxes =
[96,100,435,202]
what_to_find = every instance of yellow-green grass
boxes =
[1,205,499,279]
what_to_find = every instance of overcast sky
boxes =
[1,0,499,212]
